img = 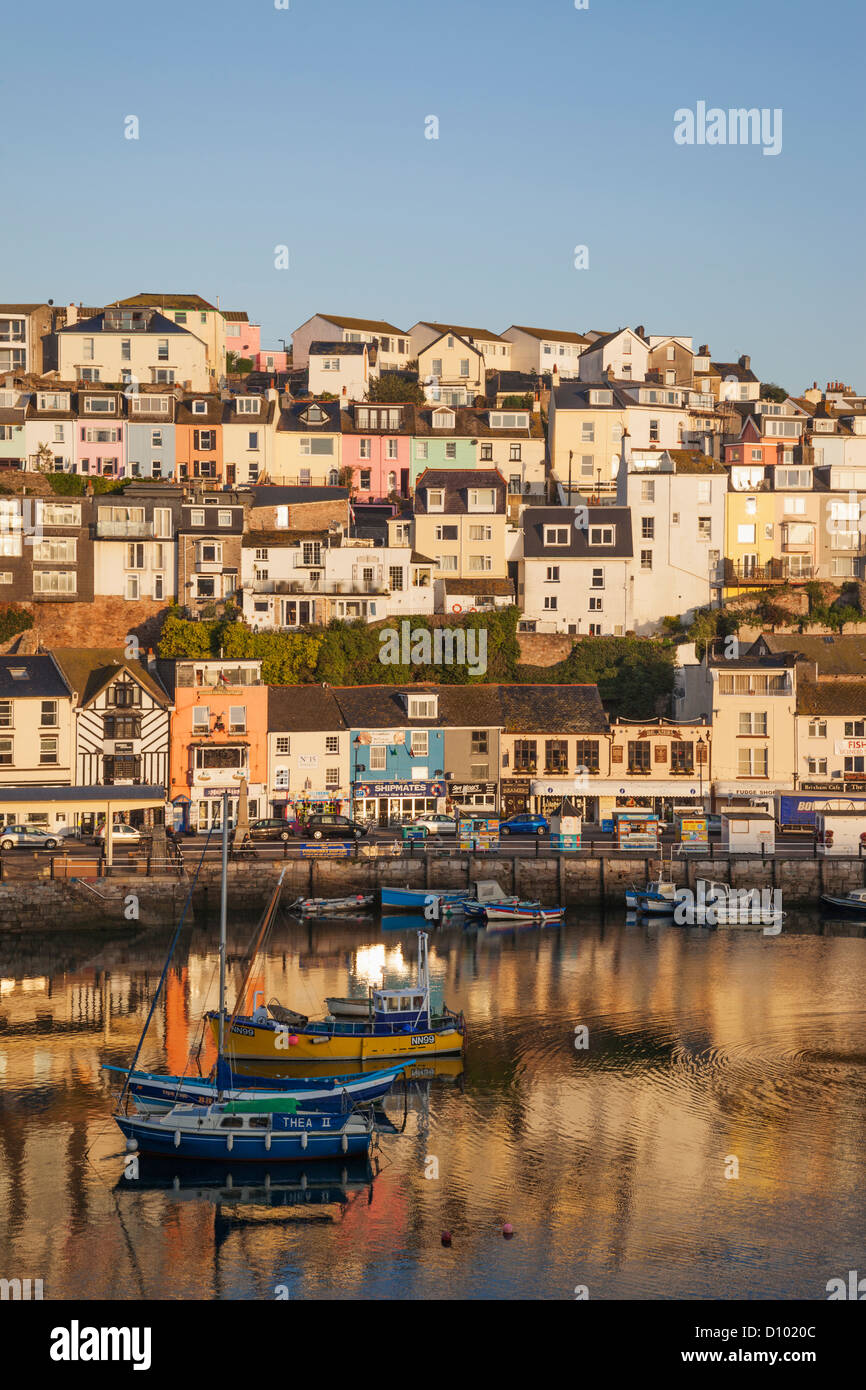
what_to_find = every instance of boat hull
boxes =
[209,1011,464,1061]
[380,887,467,912]
[111,1063,405,1113]
[820,894,866,916]
[115,1113,372,1161]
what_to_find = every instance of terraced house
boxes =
[0,655,75,791]
[52,649,172,790]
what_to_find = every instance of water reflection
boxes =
[0,908,865,1299]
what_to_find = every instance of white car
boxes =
[95,823,142,844]
[410,813,458,835]
[0,824,60,850]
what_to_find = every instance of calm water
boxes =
[1,906,865,1301]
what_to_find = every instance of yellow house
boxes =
[706,638,797,799]
[412,469,509,592]
[723,487,776,596]
[109,294,227,383]
[548,381,626,495]
[273,399,343,485]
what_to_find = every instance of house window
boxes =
[480,443,493,460]
[641,516,654,539]
[228,706,246,733]
[628,741,651,772]
[471,731,488,755]
[738,747,769,776]
[389,566,404,590]
[543,595,557,610]
[40,700,58,727]
[670,741,694,772]
[408,696,437,719]
[544,526,570,545]
[640,550,653,569]
[360,469,371,489]
[325,735,339,754]
[591,568,604,588]
[325,767,340,787]
[369,746,387,771]
[807,757,828,775]
[845,756,866,774]
[427,489,444,511]
[39,736,59,765]
[410,731,428,756]
[276,736,290,754]
[509,444,521,461]
[445,443,457,460]
[641,480,655,502]
[589,527,613,545]
[575,740,599,773]
[844,720,866,738]
[581,423,595,443]
[546,566,560,582]
[0,700,11,727]
[589,595,602,611]
[0,738,11,765]
[33,570,76,594]
[698,517,712,540]
[544,740,569,773]
[808,719,826,738]
[513,739,537,772]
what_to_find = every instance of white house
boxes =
[57,307,210,391]
[519,505,634,635]
[501,325,589,379]
[409,322,512,372]
[578,327,649,383]
[308,341,378,403]
[292,315,411,371]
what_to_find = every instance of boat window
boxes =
[400,997,412,1011]
[387,998,400,1012]
[413,996,424,1009]
[220,1117,244,1128]
[248,1116,269,1128]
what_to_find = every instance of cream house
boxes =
[58,307,210,391]
[417,331,485,406]
[501,325,589,379]
[267,686,351,819]
[578,328,649,383]
[109,294,226,382]
[0,655,74,795]
[695,638,798,802]
[411,469,509,594]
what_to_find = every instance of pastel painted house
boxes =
[417,331,485,406]
[58,306,210,393]
[341,402,413,500]
[221,392,277,487]
[75,389,127,477]
[273,399,342,485]
[1,388,32,468]
[333,686,448,825]
[501,325,589,379]
[125,391,177,479]
[309,341,377,404]
[23,387,76,472]
[410,405,479,489]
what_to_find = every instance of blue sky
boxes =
[3,0,864,392]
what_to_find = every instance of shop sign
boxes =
[354,781,446,797]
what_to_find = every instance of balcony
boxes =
[96,520,154,538]
[723,559,815,585]
[253,579,387,596]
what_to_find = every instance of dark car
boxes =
[246,817,294,842]
[302,814,368,842]
[499,812,549,837]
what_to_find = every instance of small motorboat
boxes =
[463,879,563,927]
[674,880,783,929]
[820,887,866,916]
[107,1060,406,1114]
[380,885,469,912]
[115,1098,376,1162]
[289,894,374,916]
[634,880,677,915]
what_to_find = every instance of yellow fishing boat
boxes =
[208,932,466,1063]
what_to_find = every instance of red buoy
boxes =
[441,1230,452,1247]
[503,1223,514,1239]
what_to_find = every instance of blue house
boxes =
[125,394,177,479]
[333,686,446,826]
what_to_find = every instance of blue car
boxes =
[499,813,549,837]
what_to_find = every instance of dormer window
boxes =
[589,390,612,405]
[408,694,437,720]
[544,525,570,546]
[426,489,444,511]
[468,487,495,511]
[589,525,615,546]
[192,400,207,415]
[490,411,529,429]
[431,409,455,430]
[303,404,327,425]
[38,392,70,411]
[236,397,260,414]
[83,396,115,414]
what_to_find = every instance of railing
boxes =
[723,558,816,584]
[253,579,386,596]
[96,520,154,538]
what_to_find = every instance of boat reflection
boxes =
[115,1154,378,1213]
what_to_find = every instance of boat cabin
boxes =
[371,987,430,1026]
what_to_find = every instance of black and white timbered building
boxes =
[52,648,172,790]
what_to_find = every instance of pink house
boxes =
[340,401,414,501]
[75,388,127,476]
[253,347,289,373]
[225,312,261,361]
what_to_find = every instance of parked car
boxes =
[707,813,722,834]
[0,824,60,850]
[499,813,549,837]
[246,817,294,842]
[303,814,368,841]
[95,823,142,844]
[410,813,458,835]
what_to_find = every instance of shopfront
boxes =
[269,792,346,824]
[500,777,532,817]
[353,780,447,826]
[446,780,498,814]
[529,778,599,822]
[192,785,265,832]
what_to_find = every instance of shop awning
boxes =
[0,785,167,814]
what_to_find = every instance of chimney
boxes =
[635,325,645,340]
[699,344,710,356]
[738,354,750,370]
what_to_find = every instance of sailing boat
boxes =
[113,795,382,1161]
[207,930,466,1063]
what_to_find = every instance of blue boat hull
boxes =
[115,1113,373,1162]
[106,1062,405,1113]
[380,887,467,912]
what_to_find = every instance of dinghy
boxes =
[462,879,564,926]
[289,894,374,916]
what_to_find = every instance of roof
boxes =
[506,325,590,345]
[309,340,368,356]
[317,314,405,335]
[498,684,608,734]
[414,469,507,513]
[50,649,170,708]
[0,655,70,700]
[0,303,49,313]
[522,506,633,560]
[268,686,348,733]
[797,680,866,715]
[707,636,796,670]
[417,321,506,343]
[711,361,759,383]
[666,449,727,474]
[276,400,342,433]
[761,634,866,676]
[110,293,217,312]
[222,311,249,323]
[0,785,165,804]
[249,485,349,505]
[581,327,645,353]
[59,310,189,336]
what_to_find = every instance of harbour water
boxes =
[1,907,865,1300]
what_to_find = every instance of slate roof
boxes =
[506,325,590,345]
[175,395,223,425]
[581,327,646,353]
[309,340,368,356]
[442,578,514,595]
[59,310,188,337]
[707,636,796,669]
[317,315,406,335]
[797,680,866,715]
[111,293,218,312]
[710,361,759,383]
[276,400,342,433]
[0,655,70,699]
[268,686,349,733]
[223,311,249,322]
[51,649,170,708]
[414,469,508,513]
[417,321,506,343]
[761,634,866,676]
[522,506,633,559]
[498,684,609,733]
[249,485,349,505]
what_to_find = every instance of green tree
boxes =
[366,373,426,405]
[760,382,788,403]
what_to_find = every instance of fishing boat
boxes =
[820,887,866,916]
[462,880,563,926]
[116,1098,376,1161]
[288,894,374,916]
[380,885,469,912]
[634,880,677,915]
[208,930,465,1062]
[674,880,784,929]
[106,1060,406,1114]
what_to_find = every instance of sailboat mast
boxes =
[218,790,229,1065]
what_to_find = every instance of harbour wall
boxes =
[0,853,864,930]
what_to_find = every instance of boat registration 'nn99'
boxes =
[411,1035,436,1047]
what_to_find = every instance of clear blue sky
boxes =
[3,0,864,393]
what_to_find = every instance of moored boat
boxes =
[106,1060,406,1114]
[820,888,866,916]
[289,894,374,916]
[674,880,783,929]
[380,885,469,912]
[634,880,677,915]
[209,930,465,1062]
[462,879,563,926]
[326,996,373,1019]
[116,1100,376,1161]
